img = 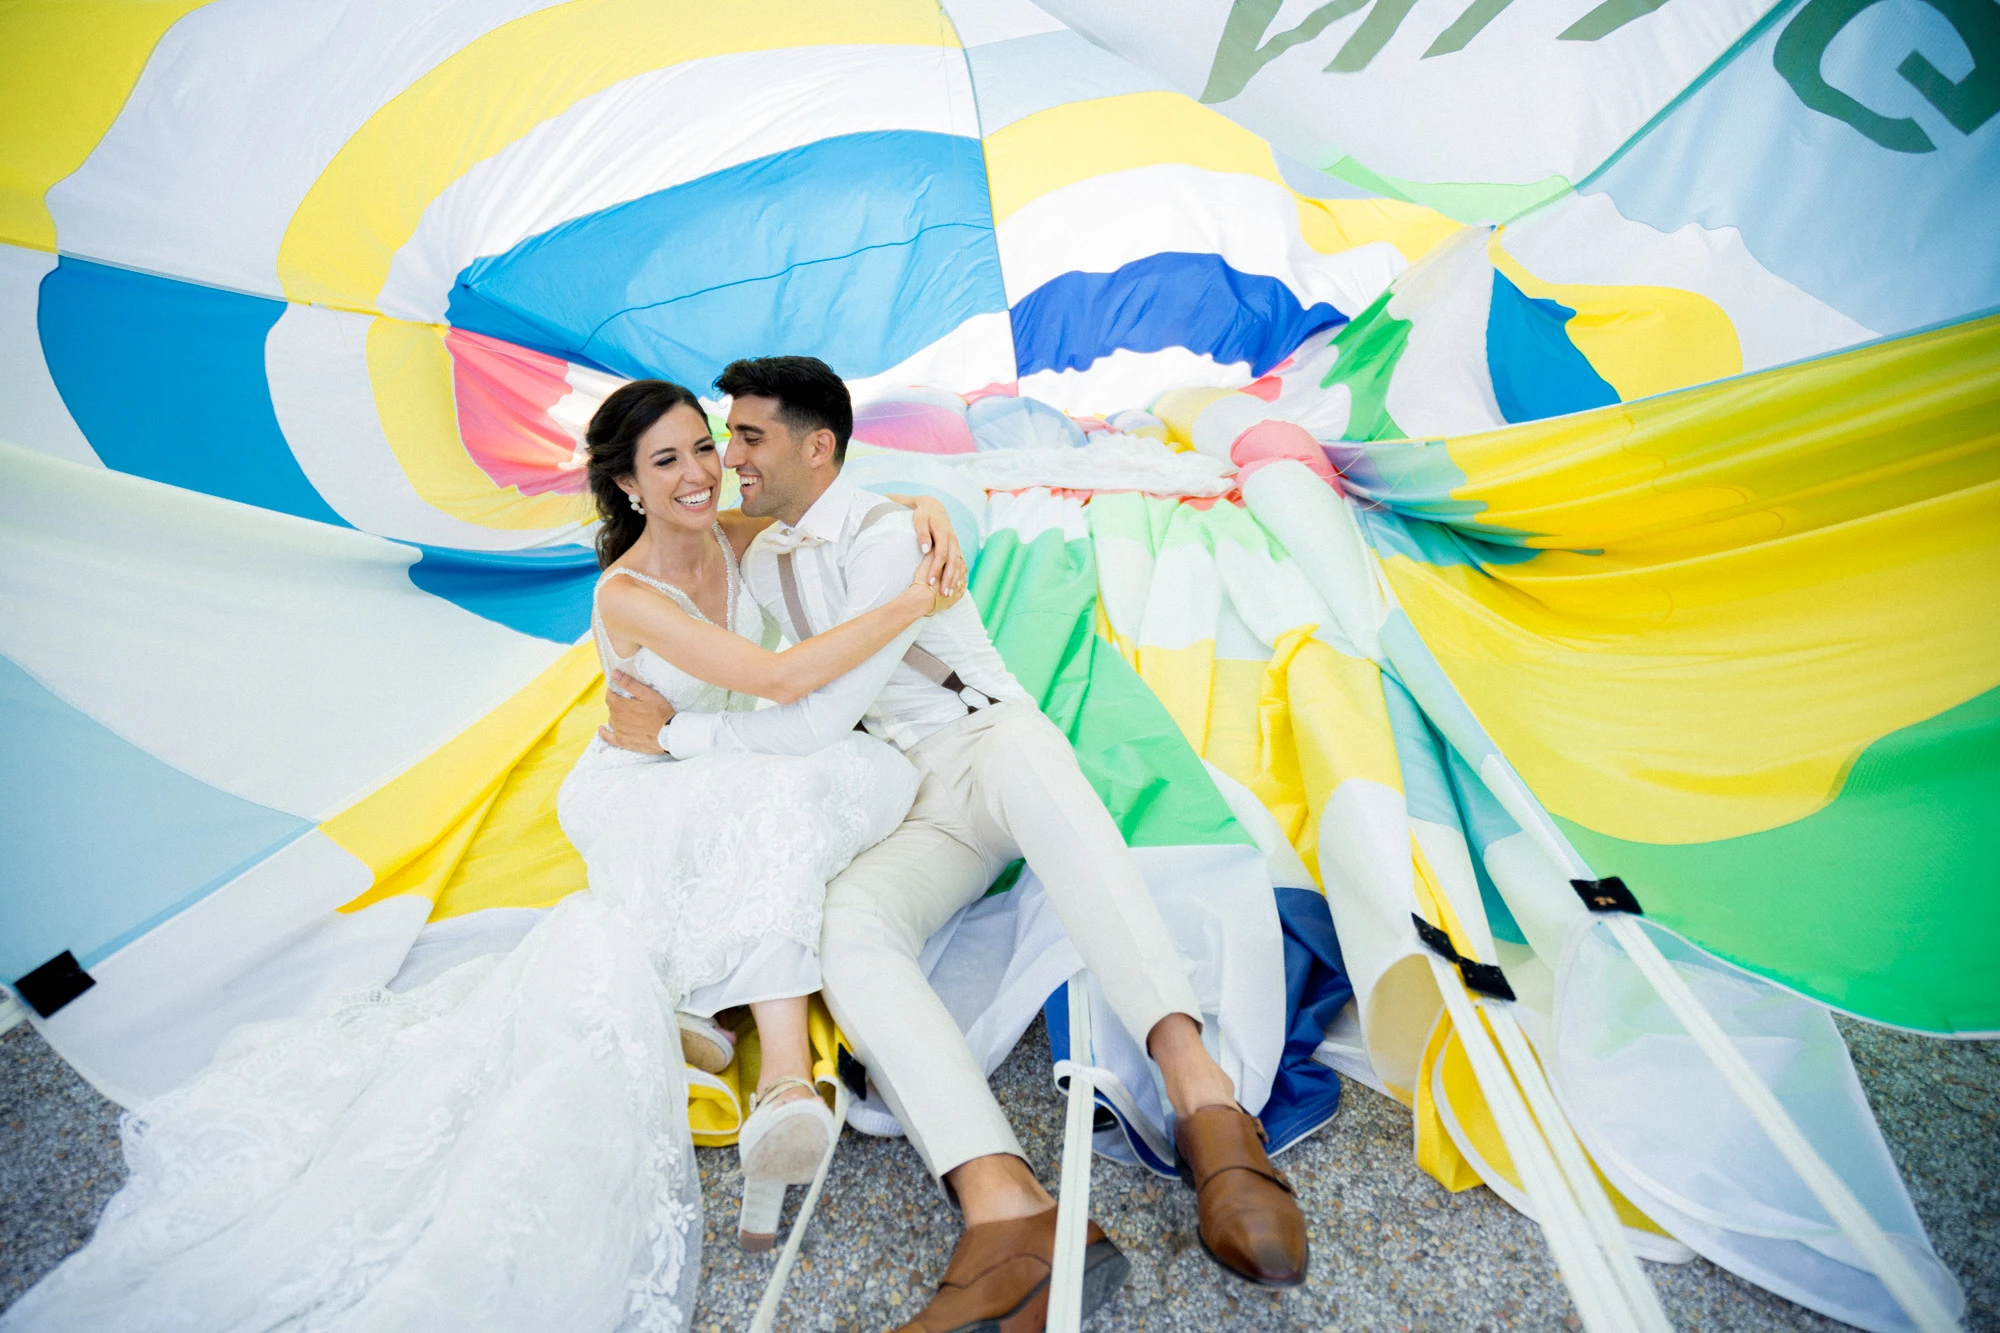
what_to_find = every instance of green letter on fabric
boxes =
[1202,0,1420,101]
[1775,0,2000,153]
[1425,0,1517,57]
[1558,0,1674,42]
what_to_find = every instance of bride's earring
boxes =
[628,492,645,515]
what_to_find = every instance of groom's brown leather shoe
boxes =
[895,1207,1128,1333]
[1175,1104,1309,1288]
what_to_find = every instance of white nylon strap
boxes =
[748,1079,849,1333]
[1047,970,1097,1333]
[1425,953,1633,1331]
[1484,999,1671,1331]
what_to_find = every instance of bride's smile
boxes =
[620,401,726,535]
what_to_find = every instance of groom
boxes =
[602,357,1308,1329]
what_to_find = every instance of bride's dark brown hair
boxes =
[585,378,707,569]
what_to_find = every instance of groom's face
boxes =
[724,394,831,523]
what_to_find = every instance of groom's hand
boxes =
[599,670,673,754]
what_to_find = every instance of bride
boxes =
[558,378,962,1246]
[1,379,963,1333]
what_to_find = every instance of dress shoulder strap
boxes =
[599,566,702,619]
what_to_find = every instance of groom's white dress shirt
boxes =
[663,471,1203,1183]
[662,476,1028,758]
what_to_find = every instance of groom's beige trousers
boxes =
[819,701,1202,1181]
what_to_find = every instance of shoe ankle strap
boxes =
[749,1077,820,1113]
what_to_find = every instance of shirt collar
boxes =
[779,474,861,546]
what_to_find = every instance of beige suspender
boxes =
[775,545,820,645]
[774,501,990,717]
[773,501,902,640]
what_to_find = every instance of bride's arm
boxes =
[715,509,771,554]
[718,494,965,594]
[598,557,956,705]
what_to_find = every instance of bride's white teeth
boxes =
[674,489,712,508]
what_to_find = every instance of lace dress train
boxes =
[2,526,918,1333]
[2,895,702,1333]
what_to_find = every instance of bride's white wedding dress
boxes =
[3,525,918,1333]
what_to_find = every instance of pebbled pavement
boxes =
[4,1016,1994,1330]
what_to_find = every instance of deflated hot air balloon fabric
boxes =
[960,1,1457,412]
[1040,0,1997,362]
[0,0,1989,1329]
[0,0,1376,1152]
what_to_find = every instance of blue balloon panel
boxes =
[1010,250,1348,379]
[1485,271,1619,424]
[1587,1,2000,336]
[37,257,349,528]
[407,544,600,645]
[445,130,1008,390]
[0,653,311,980]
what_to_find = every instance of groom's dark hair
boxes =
[716,356,853,465]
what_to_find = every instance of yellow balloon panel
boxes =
[277,0,961,311]
[0,0,211,250]
[1393,315,2000,844]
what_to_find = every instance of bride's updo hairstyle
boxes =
[586,378,706,568]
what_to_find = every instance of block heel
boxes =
[739,1177,786,1252]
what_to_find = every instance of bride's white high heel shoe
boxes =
[737,1077,836,1251]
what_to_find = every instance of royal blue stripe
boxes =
[1044,889,1352,1163]
[445,130,1007,390]
[1009,251,1348,379]
[1262,885,1353,1153]
[0,653,311,983]
[1486,270,1619,423]
[38,257,349,527]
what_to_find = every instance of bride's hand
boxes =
[894,494,967,597]
[910,545,965,615]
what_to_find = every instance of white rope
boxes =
[1427,955,1635,1331]
[1046,971,1097,1333]
[748,1081,850,1333]
[1485,1001,1673,1333]
[1605,916,1961,1333]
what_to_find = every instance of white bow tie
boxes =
[759,526,826,554]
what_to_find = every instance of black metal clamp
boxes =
[1410,913,1516,1001]
[13,950,95,1019]
[836,1044,869,1102]
[1571,876,1643,915]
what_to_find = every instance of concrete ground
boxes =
[4,1015,1994,1330]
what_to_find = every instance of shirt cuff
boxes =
[662,711,722,758]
